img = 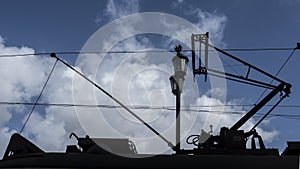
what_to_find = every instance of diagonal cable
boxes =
[50,53,175,149]
[19,59,58,134]
[254,49,296,104]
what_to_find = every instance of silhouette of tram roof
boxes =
[0,133,300,169]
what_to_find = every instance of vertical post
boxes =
[191,34,196,80]
[171,45,188,153]
[204,32,209,70]
[175,83,181,152]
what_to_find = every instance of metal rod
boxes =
[191,34,196,80]
[207,73,275,89]
[205,33,209,69]
[175,84,181,152]
[230,83,284,130]
[208,44,286,84]
[50,53,175,149]
[246,66,251,79]
[208,68,277,89]
[250,94,286,131]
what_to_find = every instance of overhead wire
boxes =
[0,47,297,58]
[254,48,296,104]
[0,46,298,126]
[219,57,243,77]
[221,47,295,51]
[3,101,300,108]
[2,101,300,119]
[51,53,176,148]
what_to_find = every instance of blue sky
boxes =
[0,0,300,155]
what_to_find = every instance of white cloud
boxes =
[76,5,277,155]
[0,127,17,156]
[171,3,227,47]
[23,112,67,151]
[172,0,184,8]
[0,36,41,117]
[0,37,84,156]
[82,1,278,154]
[96,0,140,24]
[192,9,227,47]
[0,1,279,158]
[0,36,47,155]
[175,9,226,47]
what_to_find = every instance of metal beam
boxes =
[230,83,284,131]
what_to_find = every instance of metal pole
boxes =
[230,83,284,131]
[175,83,181,153]
[250,94,286,131]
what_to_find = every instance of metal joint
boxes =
[194,67,208,81]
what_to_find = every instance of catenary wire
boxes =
[2,101,300,119]
[0,47,297,58]
[254,49,296,104]
[1,47,298,124]
[219,57,243,77]
[2,101,300,108]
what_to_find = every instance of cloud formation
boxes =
[96,0,140,24]
[0,36,49,154]
[0,0,279,157]
[0,37,83,155]
[74,1,278,154]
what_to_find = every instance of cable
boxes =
[0,47,297,58]
[276,49,296,77]
[0,46,297,129]
[0,51,170,58]
[210,63,244,69]
[186,134,200,146]
[254,49,296,104]
[222,48,295,51]
[2,101,300,109]
[2,101,300,119]
[19,59,58,134]
[51,53,176,149]
[251,93,287,131]
[4,101,300,109]
[219,57,242,77]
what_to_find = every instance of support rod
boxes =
[191,34,196,80]
[208,44,286,84]
[50,53,175,150]
[250,94,286,131]
[204,32,209,69]
[175,83,181,152]
[208,68,277,89]
[208,73,275,89]
[230,83,284,130]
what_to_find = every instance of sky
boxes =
[0,0,300,156]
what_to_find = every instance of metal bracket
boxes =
[194,66,208,82]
